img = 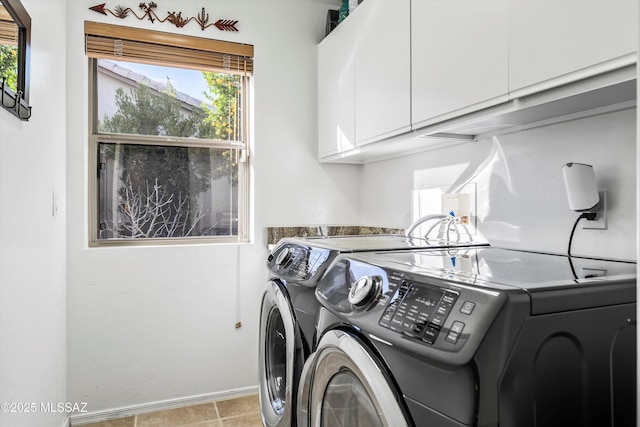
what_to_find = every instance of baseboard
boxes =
[68,386,258,426]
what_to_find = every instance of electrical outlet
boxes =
[582,190,607,230]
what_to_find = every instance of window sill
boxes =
[89,235,251,248]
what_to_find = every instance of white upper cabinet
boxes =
[508,0,638,96]
[354,0,411,146]
[318,18,357,158]
[317,0,637,163]
[411,0,509,128]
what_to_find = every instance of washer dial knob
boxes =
[348,276,380,307]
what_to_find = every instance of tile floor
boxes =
[77,393,262,427]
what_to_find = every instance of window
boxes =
[86,21,253,245]
[0,4,18,92]
[0,0,31,120]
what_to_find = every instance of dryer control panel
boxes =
[267,242,331,285]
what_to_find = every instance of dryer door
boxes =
[259,280,305,427]
[298,329,411,427]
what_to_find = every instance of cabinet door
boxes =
[411,0,508,128]
[509,0,638,95]
[318,22,356,158]
[354,0,411,146]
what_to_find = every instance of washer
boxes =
[259,235,488,427]
[298,246,636,427]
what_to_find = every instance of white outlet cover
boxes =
[582,190,607,230]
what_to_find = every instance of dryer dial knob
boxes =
[348,276,380,307]
[275,247,293,268]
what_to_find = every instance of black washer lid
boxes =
[284,234,488,252]
[363,246,636,290]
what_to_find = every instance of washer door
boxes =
[259,280,305,427]
[298,329,411,427]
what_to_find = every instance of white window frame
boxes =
[87,54,252,247]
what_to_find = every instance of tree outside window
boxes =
[0,44,17,91]
[95,59,248,241]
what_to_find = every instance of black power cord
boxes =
[567,212,597,279]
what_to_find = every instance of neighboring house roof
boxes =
[98,59,207,113]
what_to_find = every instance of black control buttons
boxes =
[460,301,475,315]
[446,321,465,344]
[422,327,439,345]
[379,279,459,346]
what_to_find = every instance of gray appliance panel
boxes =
[266,235,488,285]
[499,303,636,427]
[314,248,636,365]
[315,257,508,365]
[358,246,636,290]
[348,247,636,313]
[312,247,637,426]
[290,235,487,252]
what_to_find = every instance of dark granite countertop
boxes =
[266,225,405,246]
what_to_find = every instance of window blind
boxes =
[84,21,253,74]
[0,6,18,46]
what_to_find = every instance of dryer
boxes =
[259,235,487,427]
[298,247,636,427]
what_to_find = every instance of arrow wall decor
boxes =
[89,2,240,31]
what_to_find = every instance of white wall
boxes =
[66,0,361,416]
[637,4,640,413]
[0,1,68,426]
[3,0,634,423]
[360,108,637,261]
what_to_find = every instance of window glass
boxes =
[92,58,248,243]
[98,143,238,239]
[96,59,244,141]
[0,45,17,92]
[0,4,18,92]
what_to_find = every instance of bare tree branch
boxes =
[105,176,204,238]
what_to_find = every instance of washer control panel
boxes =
[267,242,331,284]
[378,278,459,345]
[316,255,509,365]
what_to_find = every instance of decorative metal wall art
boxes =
[1,77,31,120]
[89,2,239,31]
